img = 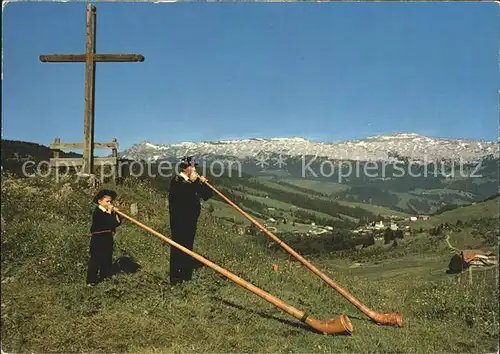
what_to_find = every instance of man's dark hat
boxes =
[93,189,117,204]
[179,156,198,169]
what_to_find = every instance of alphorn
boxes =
[202,181,403,328]
[113,208,353,335]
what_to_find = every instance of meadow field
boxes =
[1,174,498,353]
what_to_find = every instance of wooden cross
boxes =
[40,3,144,175]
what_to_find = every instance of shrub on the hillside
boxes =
[354,235,375,248]
[430,224,444,236]
[383,227,393,244]
[262,231,355,256]
[330,232,356,251]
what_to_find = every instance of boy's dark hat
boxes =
[179,156,198,169]
[93,189,117,204]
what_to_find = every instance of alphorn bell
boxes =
[113,208,354,335]
[202,181,403,328]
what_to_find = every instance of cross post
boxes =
[40,3,144,175]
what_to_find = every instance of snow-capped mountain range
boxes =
[119,133,499,163]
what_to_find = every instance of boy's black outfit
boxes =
[168,162,213,285]
[86,205,122,284]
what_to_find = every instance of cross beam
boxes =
[40,3,144,175]
[40,54,145,62]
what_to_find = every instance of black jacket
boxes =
[90,206,122,234]
[168,173,213,221]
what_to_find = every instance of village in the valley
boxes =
[241,204,432,241]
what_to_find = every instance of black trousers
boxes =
[86,234,114,284]
[169,215,198,284]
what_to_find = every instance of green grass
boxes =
[208,199,256,224]
[240,192,345,223]
[410,187,475,198]
[253,178,318,195]
[410,197,499,229]
[341,253,451,280]
[443,228,489,250]
[274,222,314,234]
[257,168,293,178]
[277,178,350,195]
[208,197,315,234]
[235,185,269,197]
[392,192,430,212]
[1,174,498,353]
[335,200,409,218]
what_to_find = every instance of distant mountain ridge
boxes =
[1,138,498,215]
[119,132,499,163]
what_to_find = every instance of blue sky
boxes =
[3,2,499,153]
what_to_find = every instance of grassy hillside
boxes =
[335,200,409,218]
[408,197,499,229]
[1,139,82,176]
[253,177,408,218]
[1,139,82,160]
[273,178,349,195]
[1,172,498,353]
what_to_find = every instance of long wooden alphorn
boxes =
[113,209,353,335]
[202,181,403,328]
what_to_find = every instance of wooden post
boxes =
[84,4,96,175]
[39,3,144,175]
[111,137,118,183]
[53,137,61,159]
[468,266,473,285]
[53,137,61,182]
